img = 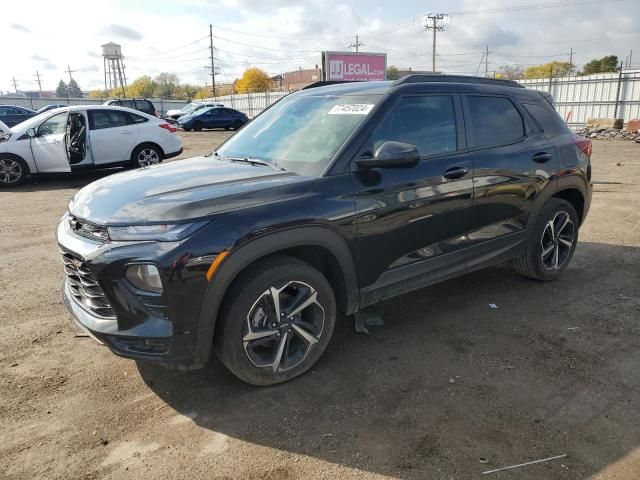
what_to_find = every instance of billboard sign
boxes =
[322,51,387,82]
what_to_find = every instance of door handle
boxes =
[533,152,552,163]
[443,166,468,180]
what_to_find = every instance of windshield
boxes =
[182,103,199,114]
[216,94,380,176]
[9,110,62,133]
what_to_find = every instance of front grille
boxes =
[60,249,115,318]
[68,215,109,242]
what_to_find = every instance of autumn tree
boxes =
[154,72,180,98]
[235,68,271,93]
[56,80,68,98]
[177,84,199,100]
[127,75,157,97]
[579,55,619,75]
[523,61,571,79]
[386,66,401,80]
[494,65,524,80]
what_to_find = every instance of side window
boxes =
[89,110,130,130]
[522,103,570,137]
[467,96,525,148]
[128,112,149,124]
[38,112,68,136]
[120,100,136,109]
[0,107,8,116]
[370,95,457,157]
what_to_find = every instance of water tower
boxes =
[102,42,127,93]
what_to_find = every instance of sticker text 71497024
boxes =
[328,104,375,115]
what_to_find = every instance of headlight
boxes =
[126,264,163,293]
[107,221,209,242]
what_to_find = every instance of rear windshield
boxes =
[217,94,381,176]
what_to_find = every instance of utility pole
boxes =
[425,14,448,73]
[65,65,75,83]
[485,45,489,77]
[209,24,216,98]
[349,34,364,52]
[34,71,43,91]
[629,49,633,69]
[11,77,19,93]
[568,48,574,77]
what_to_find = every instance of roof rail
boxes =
[302,80,355,90]
[393,74,524,89]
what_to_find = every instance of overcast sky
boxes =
[2,0,638,93]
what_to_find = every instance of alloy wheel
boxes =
[0,159,23,184]
[540,210,575,270]
[137,148,160,167]
[243,281,325,373]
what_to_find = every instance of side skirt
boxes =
[359,231,527,308]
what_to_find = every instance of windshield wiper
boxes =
[214,152,285,171]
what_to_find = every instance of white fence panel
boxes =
[0,96,188,116]
[519,70,640,127]
[204,90,291,118]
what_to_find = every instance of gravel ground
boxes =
[1,132,639,480]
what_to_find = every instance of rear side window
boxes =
[135,100,153,111]
[89,110,130,130]
[522,103,570,137]
[467,96,525,148]
[128,112,149,124]
[370,95,457,157]
[120,100,136,109]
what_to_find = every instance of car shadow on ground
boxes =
[137,241,640,479]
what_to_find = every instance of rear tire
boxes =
[513,198,579,281]
[0,156,28,187]
[214,255,336,386]
[232,120,243,130]
[193,121,203,132]
[131,144,163,168]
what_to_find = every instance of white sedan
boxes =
[0,105,183,186]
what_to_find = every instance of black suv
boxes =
[58,75,592,385]
[104,98,157,117]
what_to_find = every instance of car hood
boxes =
[70,156,314,224]
[166,109,182,116]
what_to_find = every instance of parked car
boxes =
[57,75,592,386]
[0,105,182,186]
[104,98,157,117]
[0,105,36,127]
[166,102,224,120]
[36,104,68,114]
[178,107,248,131]
[0,119,9,141]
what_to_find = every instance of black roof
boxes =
[297,74,542,101]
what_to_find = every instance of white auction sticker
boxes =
[328,104,375,115]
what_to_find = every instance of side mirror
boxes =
[356,141,420,169]
[26,128,36,138]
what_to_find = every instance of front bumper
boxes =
[56,216,219,369]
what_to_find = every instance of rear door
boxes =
[88,109,139,165]
[30,111,71,172]
[462,94,558,249]
[351,93,474,290]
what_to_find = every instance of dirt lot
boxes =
[1,132,639,480]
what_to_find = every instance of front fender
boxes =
[193,224,359,365]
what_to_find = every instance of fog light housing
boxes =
[126,264,163,293]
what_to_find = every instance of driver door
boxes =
[31,111,71,172]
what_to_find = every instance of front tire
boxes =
[0,156,28,187]
[193,121,203,132]
[214,255,336,386]
[514,198,579,281]
[131,144,163,168]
